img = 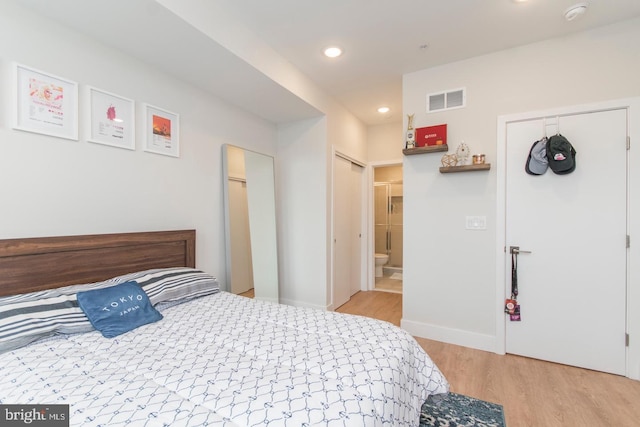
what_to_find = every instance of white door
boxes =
[505,108,627,375]
[333,155,363,308]
[350,161,363,296]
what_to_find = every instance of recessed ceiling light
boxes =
[377,107,390,114]
[512,0,529,3]
[323,46,343,58]
[564,3,588,21]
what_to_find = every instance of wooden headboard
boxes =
[0,230,195,297]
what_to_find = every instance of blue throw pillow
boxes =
[77,281,162,338]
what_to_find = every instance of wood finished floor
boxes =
[336,291,640,427]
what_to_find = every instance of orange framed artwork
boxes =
[144,104,180,157]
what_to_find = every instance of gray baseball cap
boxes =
[525,137,548,175]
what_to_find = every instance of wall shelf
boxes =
[439,164,491,174]
[403,144,448,155]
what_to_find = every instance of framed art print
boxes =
[13,63,78,140]
[416,124,447,147]
[144,104,179,157]
[87,86,135,150]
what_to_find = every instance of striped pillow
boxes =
[135,268,220,306]
[0,293,92,354]
[0,267,219,353]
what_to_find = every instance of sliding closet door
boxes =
[333,154,363,309]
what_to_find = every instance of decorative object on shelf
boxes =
[472,154,486,165]
[456,142,470,166]
[441,153,458,167]
[416,123,447,147]
[406,114,416,149]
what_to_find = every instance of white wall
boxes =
[275,118,328,308]
[0,1,278,288]
[368,122,403,162]
[157,0,369,310]
[402,18,640,359]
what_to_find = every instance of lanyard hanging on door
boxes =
[511,252,518,300]
[505,246,529,321]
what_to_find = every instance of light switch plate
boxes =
[466,216,487,230]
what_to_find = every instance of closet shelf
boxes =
[403,144,448,155]
[439,164,491,173]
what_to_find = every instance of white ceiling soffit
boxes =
[17,1,640,127]
[213,0,640,126]
[17,0,322,125]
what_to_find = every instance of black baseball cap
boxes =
[546,134,576,174]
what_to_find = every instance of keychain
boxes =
[505,298,517,314]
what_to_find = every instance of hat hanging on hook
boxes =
[525,137,549,175]
[546,134,577,175]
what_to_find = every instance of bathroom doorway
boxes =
[373,165,403,293]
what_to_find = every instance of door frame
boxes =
[496,97,640,380]
[367,159,403,291]
[329,147,367,310]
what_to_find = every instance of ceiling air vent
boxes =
[427,87,466,113]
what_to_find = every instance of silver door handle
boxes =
[509,246,532,254]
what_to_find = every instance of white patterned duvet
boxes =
[0,292,449,426]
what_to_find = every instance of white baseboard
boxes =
[628,357,640,381]
[279,297,328,311]
[254,296,279,304]
[401,318,497,353]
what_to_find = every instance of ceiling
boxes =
[18,0,640,126]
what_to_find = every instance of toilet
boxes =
[374,253,389,278]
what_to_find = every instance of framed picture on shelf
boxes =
[416,124,447,147]
[143,104,179,157]
[87,86,135,150]
[13,63,78,140]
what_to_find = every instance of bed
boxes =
[0,230,449,426]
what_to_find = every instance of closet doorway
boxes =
[333,152,365,309]
[373,164,403,293]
